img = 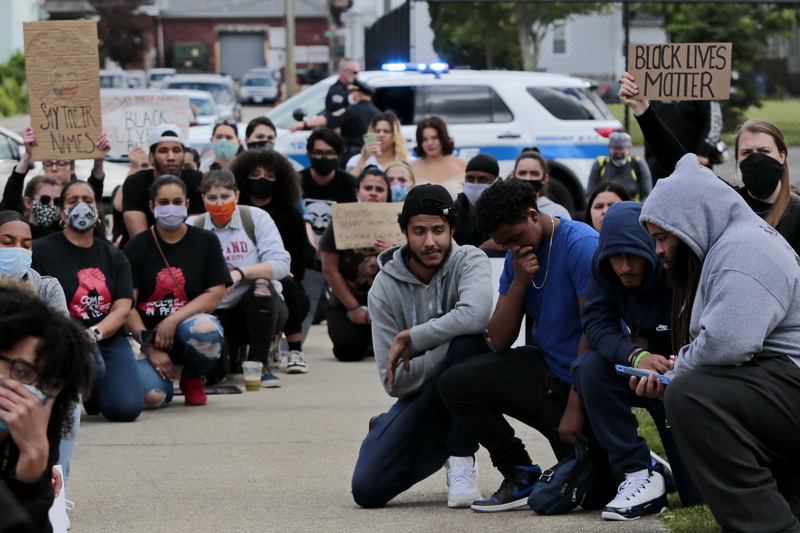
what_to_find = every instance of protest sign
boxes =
[101,93,191,158]
[627,42,732,101]
[332,202,405,250]
[24,20,103,160]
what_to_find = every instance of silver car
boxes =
[163,74,242,122]
[238,74,279,105]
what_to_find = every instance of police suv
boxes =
[266,64,622,214]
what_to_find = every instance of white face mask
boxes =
[611,156,628,167]
[463,182,492,206]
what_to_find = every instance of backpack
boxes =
[193,205,256,243]
[596,155,646,201]
[528,441,597,515]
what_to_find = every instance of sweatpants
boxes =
[572,350,703,507]
[351,335,489,508]
[666,355,800,533]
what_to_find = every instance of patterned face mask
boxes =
[31,201,61,227]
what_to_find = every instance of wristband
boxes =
[628,347,643,365]
[633,350,650,369]
[232,267,245,281]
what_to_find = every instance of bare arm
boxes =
[123,211,149,239]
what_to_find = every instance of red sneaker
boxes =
[180,377,207,406]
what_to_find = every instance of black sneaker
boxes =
[471,465,541,512]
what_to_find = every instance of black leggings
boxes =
[279,276,310,337]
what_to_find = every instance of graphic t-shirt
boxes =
[498,218,598,384]
[32,232,133,328]
[123,226,231,330]
[299,168,357,242]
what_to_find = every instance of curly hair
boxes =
[0,284,93,437]
[229,149,300,207]
[414,116,455,157]
[476,178,539,235]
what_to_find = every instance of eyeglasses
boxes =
[36,195,62,206]
[310,150,338,159]
[0,354,60,398]
[43,160,69,169]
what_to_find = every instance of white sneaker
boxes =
[445,456,482,508]
[602,470,668,520]
[285,350,308,374]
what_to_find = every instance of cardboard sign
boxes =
[627,42,732,100]
[101,93,191,158]
[332,202,405,250]
[24,20,103,160]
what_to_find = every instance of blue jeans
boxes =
[92,335,144,422]
[137,314,223,406]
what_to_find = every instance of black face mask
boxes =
[512,176,543,194]
[249,178,276,199]
[740,152,784,200]
[248,140,274,151]
[310,156,338,176]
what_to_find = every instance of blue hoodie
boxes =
[582,202,672,364]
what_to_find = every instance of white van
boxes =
[266,67,622,214]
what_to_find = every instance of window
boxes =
[423,86,512,124]
[553,22,567,55]
[527,86,615,121]
[374,86,418,126]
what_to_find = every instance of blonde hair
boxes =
[734,119,790,228]
[370,112,409,161]
[384,160,416,186]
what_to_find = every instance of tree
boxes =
[429,2,608,71]
[513,2,608,71]
[429,2,521,70]
[91,0,149,68]
[642,2,800,128]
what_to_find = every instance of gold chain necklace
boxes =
[531,215,555,290]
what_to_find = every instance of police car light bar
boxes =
[381,62,450,75]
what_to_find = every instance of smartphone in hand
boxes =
[138,329,156,346]
[363,132,376,145]
[615,364,670,385]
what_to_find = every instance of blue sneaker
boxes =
[261,373,282,388]
[471,465,541,512]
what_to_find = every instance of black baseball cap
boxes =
[347,78,375,97]
[401,184,453,217]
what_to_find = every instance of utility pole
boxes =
[285,0,297,98]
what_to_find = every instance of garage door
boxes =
[219,33,264,80]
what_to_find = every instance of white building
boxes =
[1,0,41,63]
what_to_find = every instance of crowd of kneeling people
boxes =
[2,71,800,533]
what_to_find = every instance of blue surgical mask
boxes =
[212,139,239,160]
[391,183,409,202]
[463,182,492,206]
[0,247,33,280]
[153,204,187,231]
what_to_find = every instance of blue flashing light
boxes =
[429,62,448,72]
[417,63,427,71]
[382,62,407,72]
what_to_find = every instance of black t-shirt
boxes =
[123,225,231,330]
[300,168,357,241]
[261,200,308,282]
[32,232,133,328]
[121,168,205,232]
[319,224,378,306]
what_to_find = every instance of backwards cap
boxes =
[148,124,183,149]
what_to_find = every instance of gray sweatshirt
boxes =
[369,240,493,398]
[640,154,800,380]
[25,268,68,316]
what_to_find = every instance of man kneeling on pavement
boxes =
[351,184,493,508]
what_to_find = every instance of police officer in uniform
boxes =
[291,58,360,132]
[328,79,381,162]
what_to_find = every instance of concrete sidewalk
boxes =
[66,325,668,533]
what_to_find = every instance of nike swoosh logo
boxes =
[513,485,534,498]
[656,325,670,332]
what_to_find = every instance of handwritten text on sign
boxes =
[627,43,732,101]
[332,202,405,250]
[24,20,103,160]
[101,93,191,158]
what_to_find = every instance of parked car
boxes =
[267,67,622,214]
[238,74,280,105]
[162,89,220,126]
[148,68,177,89]
[99,69,127,89]
[163,74,242,122]
[247,67,282,82]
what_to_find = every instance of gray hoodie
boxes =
[25,268,68,316]
[369,240,493,398]
[640,154,800,379]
